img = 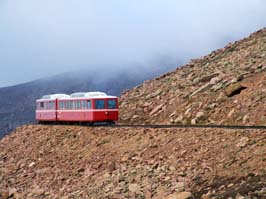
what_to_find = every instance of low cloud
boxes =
[0,0,266,87]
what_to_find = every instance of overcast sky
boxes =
[0,0,266,88]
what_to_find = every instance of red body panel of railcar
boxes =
[56,98,118,122]
[36,94,119,123]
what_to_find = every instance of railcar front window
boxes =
[108,100,117,109]
[95,100,105,109]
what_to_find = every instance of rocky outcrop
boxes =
[120,28,266,126]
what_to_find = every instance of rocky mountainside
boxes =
[1,125,266,198]
[120,28,266,125]
[0,66,172,139]
[1,29,266,199]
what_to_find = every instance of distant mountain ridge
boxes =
[0,66,174,139]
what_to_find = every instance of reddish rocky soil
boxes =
[120,28,266,126]
[1,125,266,199]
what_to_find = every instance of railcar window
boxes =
[66,101,70,109]
[84,101,87,109]
[40,102,44,109]
[70,101,74,109]
[77,101,81,109]
[87,100,92,109]
[49,101,52,109]
[108,100,117,109]
[95,100,105,109]
[81,101,86,109]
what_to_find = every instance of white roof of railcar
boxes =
[70,92,107,98]
[36,94,70,101]
[69,92,116,99]
[37,92,117,101]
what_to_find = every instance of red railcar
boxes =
[36,92,119,124]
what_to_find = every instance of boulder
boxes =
[150,103,165,116]
[128,184,140,193]
[236,137,249,148]
[190,82,213,97]
[225,83,247,97]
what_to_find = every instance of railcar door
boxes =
[94,99,107,121]
[55,99,58,121]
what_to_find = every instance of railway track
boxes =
[98,124,266,130]
[38,122,266,130]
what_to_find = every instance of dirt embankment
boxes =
[1,125,266,199]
